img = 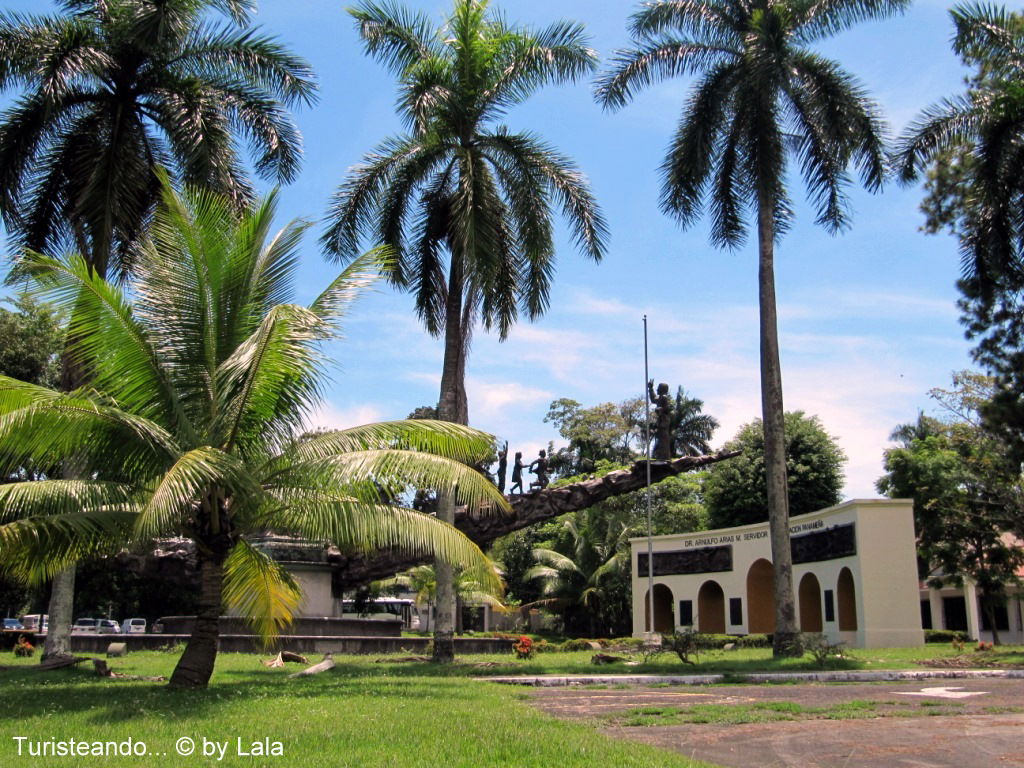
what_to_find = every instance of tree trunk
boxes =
[432,256,468,663]
[41,567,75,661]
[757,195,800,658]
[980,592,1002,646]
[168,549,225,688]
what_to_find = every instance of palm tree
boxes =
[595,0,904,656]
[670,386,718,457]
[0,0,317,660]
[323,0,607,662]
[0,178,506,688]
[894,4,1024,305]
[0,0,316,277]
[382,560,507,632]
[525,512,629,637]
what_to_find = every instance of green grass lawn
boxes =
[0,651,714,768]
[1,644,1020,767]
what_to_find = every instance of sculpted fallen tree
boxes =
[120,451,739,589]
[330,450,740,586]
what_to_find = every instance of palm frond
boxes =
[223,539,303,643]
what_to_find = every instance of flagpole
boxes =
[643,316,655,639]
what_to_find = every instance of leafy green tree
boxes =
[704,412,845,529]
[544,397,643,475]
[877,373,1023,644]
[323,0,606,662]
[894,5,1024,468]
[595,0,903,655]
[382,560,506,633]
[0,296,62,391]
[0,0,317,661]
[0,179,505,687]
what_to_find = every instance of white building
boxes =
[630,499,924,648]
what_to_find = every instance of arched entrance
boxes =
[746,558,775,633]
[837,567,858,631]
[644,583,674,633]
[798,573,823,632]
[697,580,726,634]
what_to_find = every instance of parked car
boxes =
[151,618,165,634]
[72,618,99,634]
[121,618,146,634]
[20,614,47,632]
[97,619,120,634]
[3,618,24,631]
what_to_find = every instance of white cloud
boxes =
[304,402,385,432]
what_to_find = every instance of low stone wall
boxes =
[156,615,402,637]
[68,634,515,655]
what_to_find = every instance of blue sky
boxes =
[1,0,976,498]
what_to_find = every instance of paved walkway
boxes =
[513,674,1024,768]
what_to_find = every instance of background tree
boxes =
[895,4,1024,468]
[0,180,505,687]
[0,0,317,660]
[595,0,904,655]
[670,387,719,457]
[544,397,644,476]
[704,412,846,529]
[0,295,63,618]
[877,372,1023,643]
[323,0,606,662]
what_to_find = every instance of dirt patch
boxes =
[527,678,1024,768]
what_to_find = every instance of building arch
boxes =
[644,583,675,633]
[798,573,823,632]
[837,567,858,631]
[746,558,775,633]
[697,580,726,634]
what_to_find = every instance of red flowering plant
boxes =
[512,635,534,659]
[13,635,34,657]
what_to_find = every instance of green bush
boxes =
[736,633,772,648]
[924,629,969,644]
[559,638,598,652]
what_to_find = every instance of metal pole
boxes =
[643,316,655,639]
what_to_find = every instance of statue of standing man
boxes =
[529,449,550,491]
[648,380,673,461]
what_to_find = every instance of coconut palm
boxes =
[0,0,316,278]
[0,178,506,688]
[595,0,904,656]
[0,0,317,659]
[382,560,507,632]
[323,0,607,662]
[670,386,718,457]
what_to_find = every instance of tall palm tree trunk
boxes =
[169,549,226,688]
[432,260,468,663]
[42,310,100,661]
[757,197,800,658]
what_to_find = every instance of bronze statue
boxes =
[648,380,673,461]
[496,442,508,493]
[529,449,549,490]
[510,451,525,494]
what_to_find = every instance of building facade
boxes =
[630,499,923,648]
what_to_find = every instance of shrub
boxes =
[560,638,597,652]
[924,630,968,644]
[662,630,700,664]
[512,636,534,659]
[736,633,772,648]
[802,633,848,667]
[13,636,33,657]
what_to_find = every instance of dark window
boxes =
[920,600,933,630]
[638,546,733,577]
[824,590,835,623]
[943,597,968,632]
[678,600,693,626]
[790,523,857,564]
[729,597,743,626]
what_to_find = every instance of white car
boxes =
[72,618,99,634]
[97,619,121,634]
[121,618,146,634]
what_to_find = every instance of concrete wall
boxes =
[66,634,515,655]
[630,499,924,648]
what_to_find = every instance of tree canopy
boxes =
[704,412,846,529]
